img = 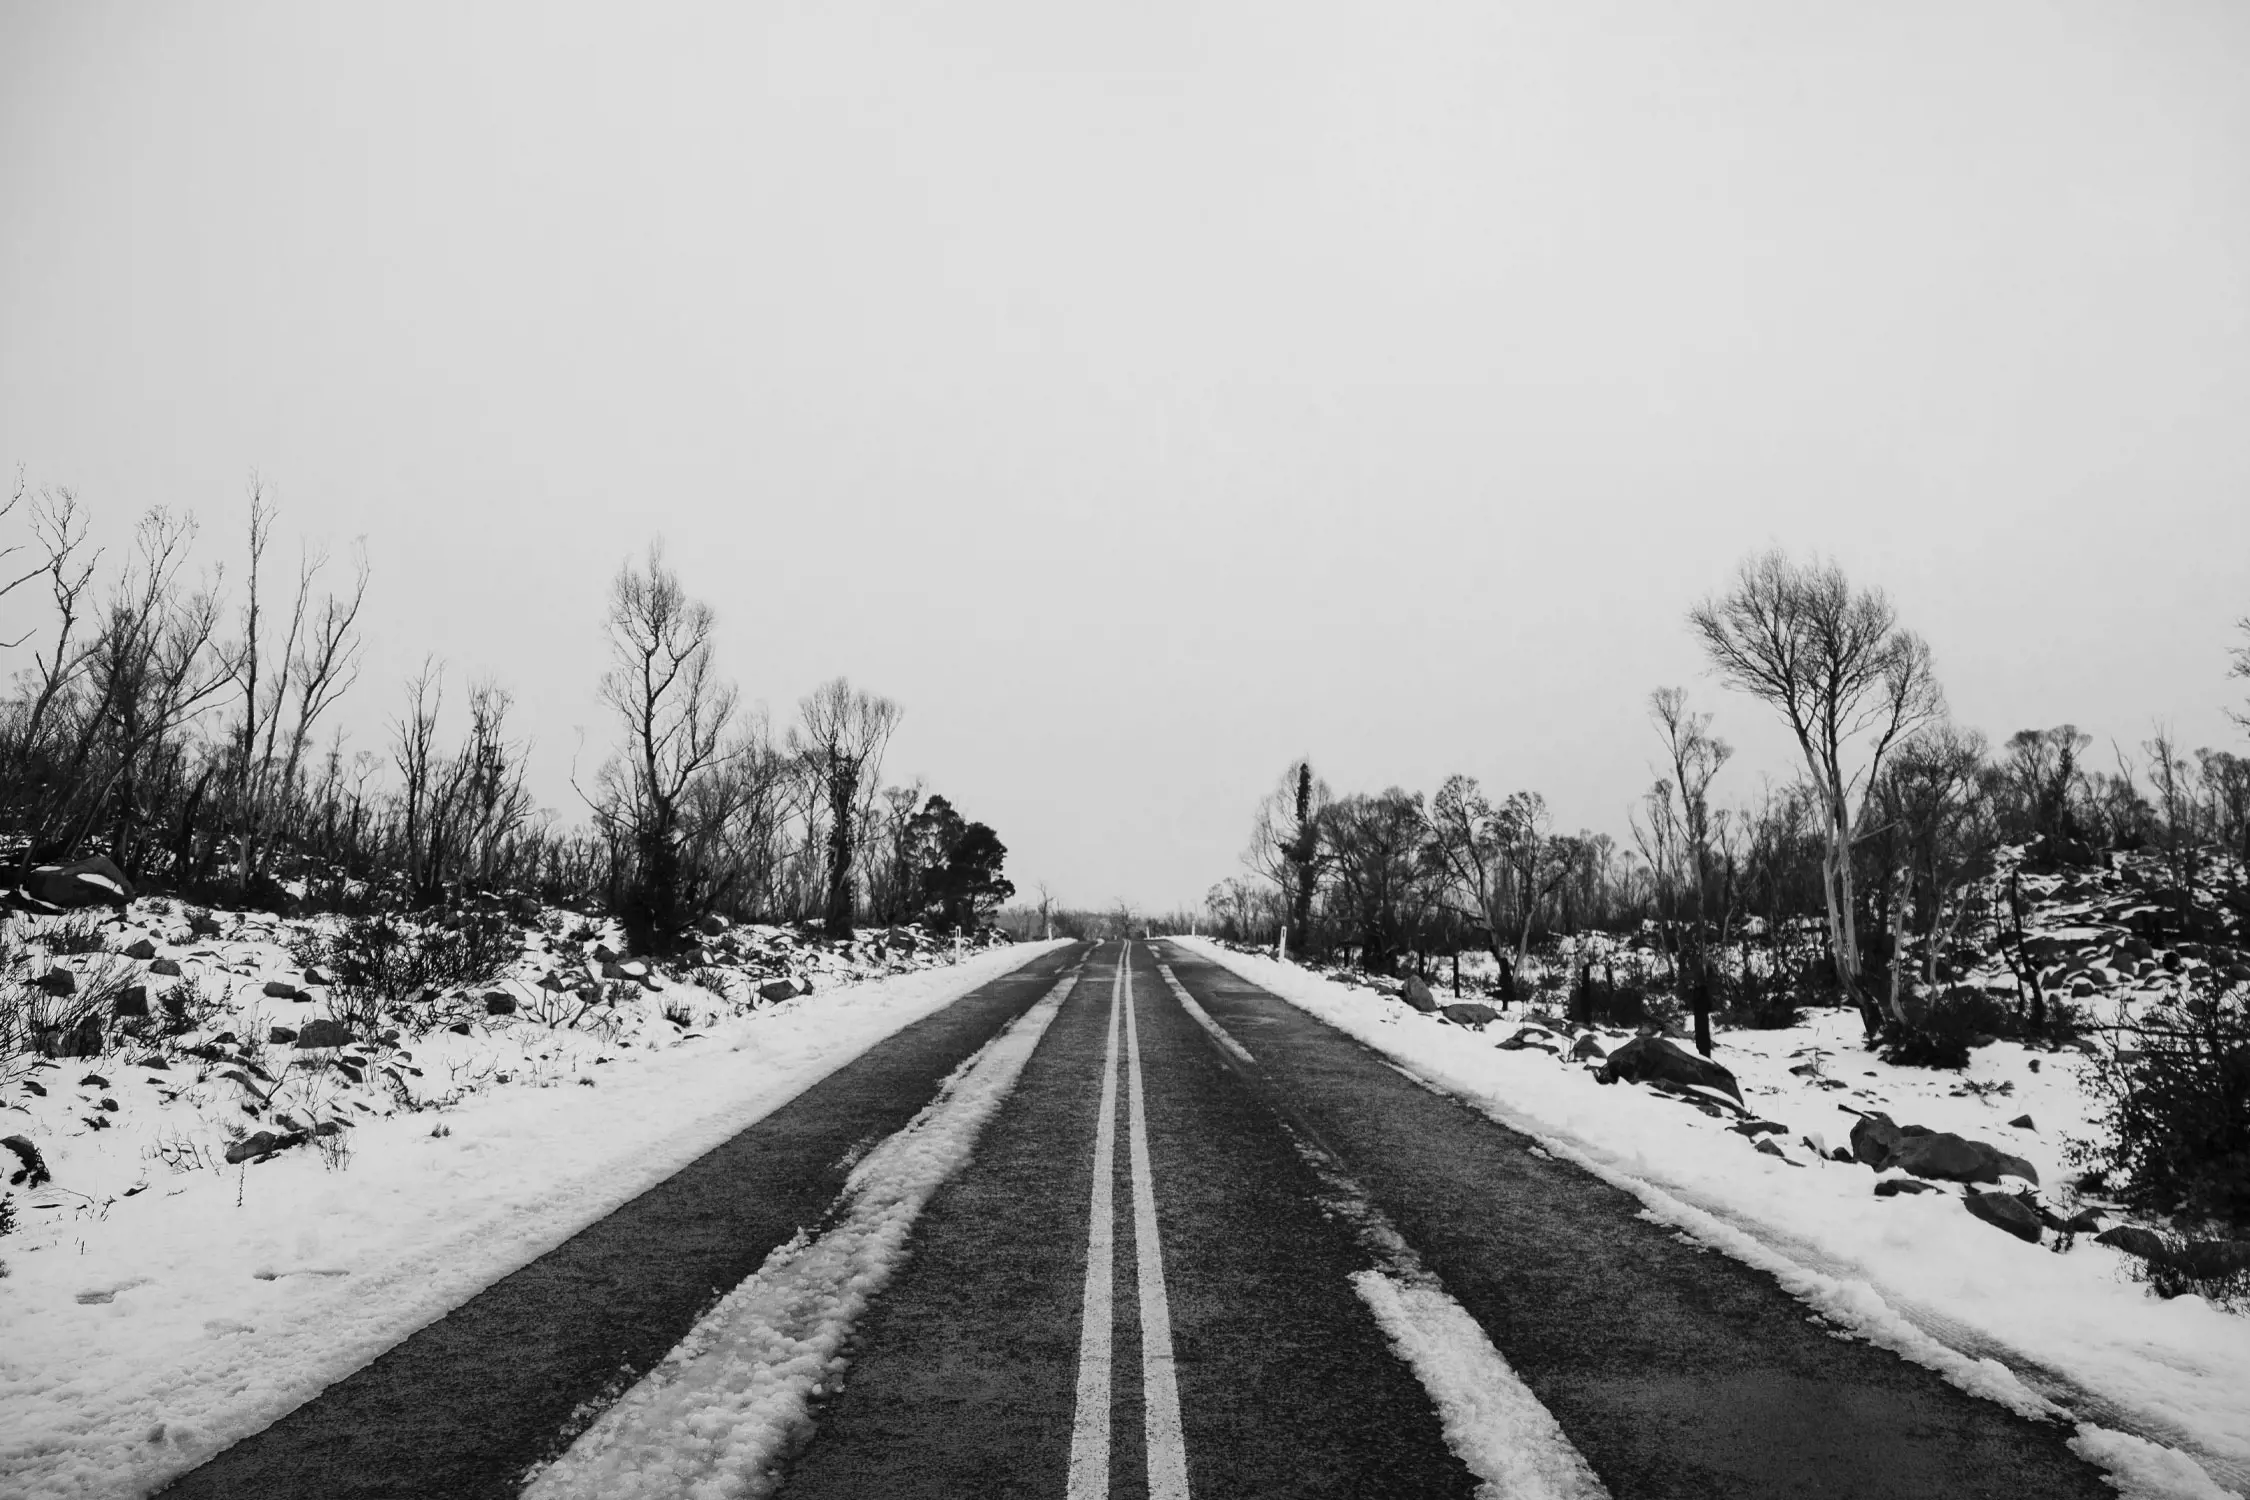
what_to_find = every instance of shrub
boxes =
[157,975,222,1036]
[2082,969,2250,1230]
[42,914,111,955]
[300,912,521,1032]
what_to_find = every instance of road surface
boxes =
[162,939,2114,1499]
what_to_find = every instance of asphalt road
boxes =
[156,939,2118,1498]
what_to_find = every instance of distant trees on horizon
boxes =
[1207,551,2250,1052]
[0,469,1014,952]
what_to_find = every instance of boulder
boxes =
[1569,1034,1608,1062]
[1963,1191,2045,1243]
[1594,1035,1745,1107]
[223,1129,304,1165]
[2008,1114,2036,1131]
[1496,1029,1558,1053]
[121,937,158,961]
[600,960,630,981]
[293,1019,354,1049]
[1892,1131,2040,1187]
[1400,976,1439,1013]
[593,943,619,963]
[3,1133,53,1186]
[484,993,517,1016]
[36,967,77,997]
[149,957,183,977]
[303,967,331,986]
[262,980,303,1001]
[1442,1002,1499,1030]
[112,985,150,1019]
[1874,1177,1940,1196]
[269,1026,298,1044]
[698,914,727,936]
[22,855,134,909]
[1754,1138,1787,1159]
[757,979,801,1003]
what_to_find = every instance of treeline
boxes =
[1211,551,2250,1048]
[0,472,1014,950]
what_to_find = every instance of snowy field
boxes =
[1168,936,2250,1500]
[0,902,1062,1500]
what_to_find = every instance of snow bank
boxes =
[1168,938,2250,1500]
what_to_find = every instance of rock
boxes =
[1893,1131,2040,1187]
[699,914,727,936]
[448,1021,473,1035]
[1754,1138,1786,1159]
[303,967,331,986]
[1570,1034,1608,1062]
[484,993,517,1016]
[3,1133,53,1186]
[593,943,619,963]
[1496,1028,1557,1053]
[121,937,158,961]
[293,1019,354,1049]
[1400,976,1439,1013]
[1728,1120,1787,1138]
[1442,1002,1499,1030]
[600,960,630,981]
[1850,1112,1904,1167]
[112,985,150,1019]
[757,979,801,1003]
[149,957,183,977]
[262,980,303,1001]
[1595,1035,1744,1106]
[1874,1177,1941,1196]
[2009,1114,2035,1130]
[2094,1225,2169,1261]
[223,1129,304,1165]
[2170,1240,2250,1280]
[79,1072,109,1087]
[22,854,134,910]
[1963,1191,2045,1243]
[36,967,77,997]
[269,1026,298,1044]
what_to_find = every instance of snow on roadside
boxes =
[0,934,1066,1500]
[524,969,1081,1500]
[1167,937,2250,1500]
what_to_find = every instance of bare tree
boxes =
[1245,761,1330,950]
[2231,616,2250,734]
[227,486,371,902]
[1428,774,1517,978]
[1321,788,1428,974]
[1872,723,1992,1019]
[1494,790,1577,975]
[792,677,901,937]
[1690,550,1942,1035]
[1634,688,1732,1053]
[592,541,739,950]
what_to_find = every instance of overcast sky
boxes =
[3,1,2246,913]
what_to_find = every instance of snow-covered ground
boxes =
[1168,936,2250,1500]
[0,899,1062,1500]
